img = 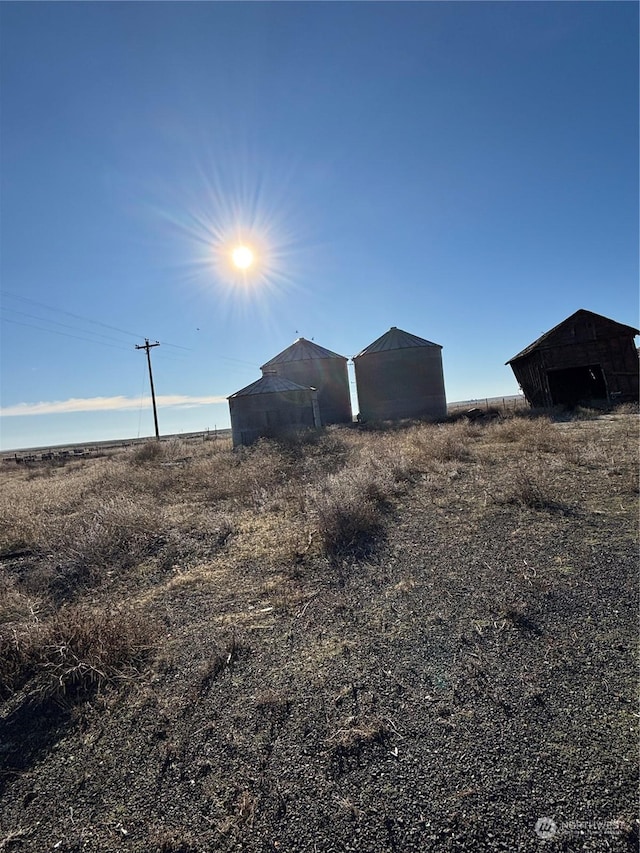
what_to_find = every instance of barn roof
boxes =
[229,374,314,398]
[506,310,640,364]
[355,327,442,358]
[261,338,347,369]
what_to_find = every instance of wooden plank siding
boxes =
[508,311,639,408]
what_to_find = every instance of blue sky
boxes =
[1,1,637,450]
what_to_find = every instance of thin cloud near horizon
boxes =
[0,394,227,417]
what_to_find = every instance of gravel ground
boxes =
[0,416,637,852]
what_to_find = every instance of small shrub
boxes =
[572,406,602,420]
[195,440,294,507]
[488,416,552,445]
[396,421,478,473]
[310,467,388,562]
[501,603,542,635]
[153,515,235,571]
[255,688,291,715]
[0,625,30,699]
[0,503,41,558]
[0,572,39,625]
[487,415,584,459]
[613,402,639,415]
[132,440,164,465]
[0,604,157,702]
[25,463,56,480]
[49,496,165,596]
[499,465,567,512]
[430,422,477,462]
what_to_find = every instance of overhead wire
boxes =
[2,307,140,348]
[1,289,193,351]
[1,289,146,339]
[1,289,260,370]
[2,315,256,371]
[1,317,135,352]
[159,340,193,351]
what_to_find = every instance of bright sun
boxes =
[232,245,254,270]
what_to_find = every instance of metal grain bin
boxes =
[228,373,320,447]
[261,338,351,425]
[354,327,447,421]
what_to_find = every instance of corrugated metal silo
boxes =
[261,338,352,425]
[354,327,447,421]
[228,373,320,447]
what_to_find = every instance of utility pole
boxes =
[136,339,160,439]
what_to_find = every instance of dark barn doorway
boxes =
[546,364,607,406]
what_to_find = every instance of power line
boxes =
[1,289,193,352]
[1,317,134,351]
[1,307,138,348]
[159,340,193,351]
[1,289,145,339]
[1,290,263,371]
[1,315,256,372]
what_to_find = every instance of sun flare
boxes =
[163,147,309,311]
[232,245,254,270]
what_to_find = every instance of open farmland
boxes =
[0,411,637,852]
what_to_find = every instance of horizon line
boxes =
[0,394,228,417]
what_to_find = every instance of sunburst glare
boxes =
[152,140,315,323]
[231,245,254,270]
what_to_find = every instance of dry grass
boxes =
[328,717,389,752]
[0,410,636,709]
[0,410,637,850]
[496,462,567,511]
[0,603,155,702]
[309,463,392,562]
[150,830,198,853]
[0,574,38,626]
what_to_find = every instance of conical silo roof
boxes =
[229,374,313,398]
[261,338,347,369]
[355,327,442,357]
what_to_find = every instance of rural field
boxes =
[0,409,637,852]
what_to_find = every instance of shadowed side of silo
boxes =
[228,373,320,447]
[261,338,352,425]
[354,327,447,422]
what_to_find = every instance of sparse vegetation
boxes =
[497,462,567,511]
[0,410,637,851]
[0,604,156,702]
[310,464,390,562]
[132,439,165,465]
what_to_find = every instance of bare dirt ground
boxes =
[0,412,637,852]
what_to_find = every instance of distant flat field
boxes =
[1,399,527,458]
[447,393,528,411]
[0,429,232,459]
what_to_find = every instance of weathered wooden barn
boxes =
[507,309,639,408]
